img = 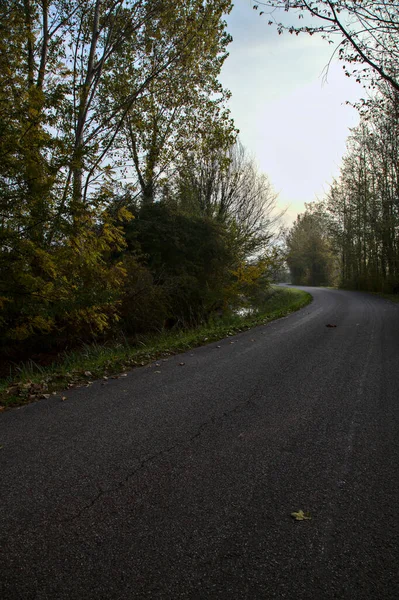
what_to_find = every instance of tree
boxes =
[171,140,282,258]
[286,206,338,285]
[1,1,233,235]
[252,0,399,92]
[123,201,236,326]
[107,0,235,205]
[119,140,283,328]
[324,84,399,291]
[0,0,237,345]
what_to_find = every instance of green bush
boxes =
[123,202,235,327]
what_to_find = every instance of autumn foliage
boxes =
[0,1,280,358]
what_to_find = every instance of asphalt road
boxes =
[1,287,399,599]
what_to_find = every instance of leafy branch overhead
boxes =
[252,0,399,92]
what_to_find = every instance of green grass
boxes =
[370,291,399,303]
[0,286,312,409]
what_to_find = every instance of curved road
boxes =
[1,288,399,599]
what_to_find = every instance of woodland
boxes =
[0,0,283,365]
[3,0,399,369]
[252,0,399,291]
[286,82,399,291]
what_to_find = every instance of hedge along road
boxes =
[1,287,399,599]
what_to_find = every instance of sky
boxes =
[220,1,365,224]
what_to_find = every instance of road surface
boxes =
[1,287,399,599]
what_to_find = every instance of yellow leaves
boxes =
[0,296,10,310]
[117,206,134,222]
[68,215,127,260]
[33,248,58,279]
[27,86,45,112]
[110,261,128,285]
[9,315,53,341]
[232,261,265,286]
[68,305,119,334]
[291,510,311,521]
[31,315,54,334]
[225,259,268,303]
[10,324,31,341]
[0,207,131,342]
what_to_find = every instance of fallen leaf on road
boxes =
[179,362,185,366]
[120,373,128,377]
[84,371,92,377]
[61,396,67,401]
[291,510,311,521]
[154,370,161,374]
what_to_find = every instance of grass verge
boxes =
[0,286,312,409]
[369,291,399,303]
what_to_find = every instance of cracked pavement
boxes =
[1,287,399,599]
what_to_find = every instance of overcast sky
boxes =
[220,1,365,223]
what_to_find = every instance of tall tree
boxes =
[0,0,236,343]
[171,141,281,258]
[286,205,338,286]
[324,86,399,291]
[107,0,235,206]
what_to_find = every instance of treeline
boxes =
[285,205,338,287]
[0,0,281,357]
[286,80,399,293]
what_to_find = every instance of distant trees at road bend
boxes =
[286,81,399,293]
[252,0,399,292]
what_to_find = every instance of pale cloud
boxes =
[221,1,364,223]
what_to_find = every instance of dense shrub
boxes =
[124,202,235,327]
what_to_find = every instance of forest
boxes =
[286,80,399,292]
[0,0,285,368]
[259,0,399,293]
[3,0,399,377]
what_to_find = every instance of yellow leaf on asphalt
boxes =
[291,510,311,521]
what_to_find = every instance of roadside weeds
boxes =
[0,287,312,409]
